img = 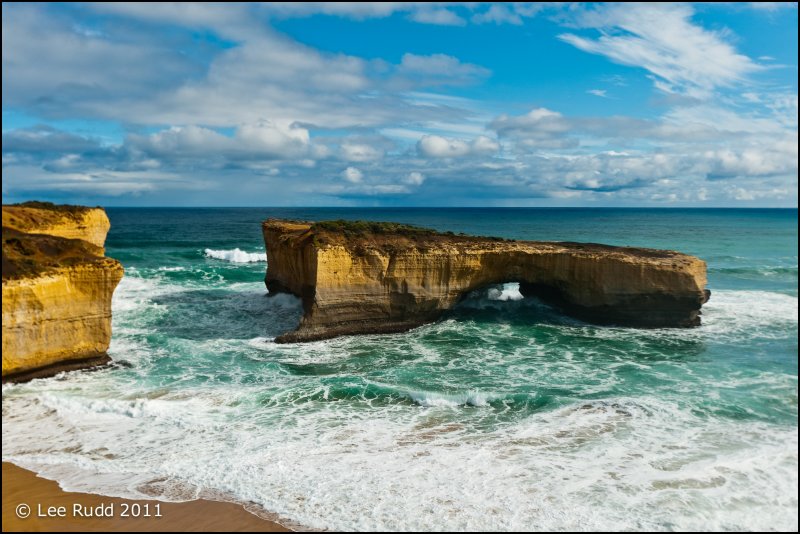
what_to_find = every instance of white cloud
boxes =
[341,143,384,162]
[4,4,485,129]
[410,8,466,26]
[472,4,523,25]
[87,3,258,38]
[558,3,761,99]
[471,135,501,154]
[397,54,491,86]
[490,108,576,148]
[128,121,315,161]
[405,171,426,185]
[490,102,797,149]
[417,134,499,158]
[260,3,543,26]
[263,3,417,19]
[1,164,188,197]
[482,100,798,202]
[341,167,364,183]
[418,135,471,158]
[746,2,798,11]
[2,5,198,115]
[703,143,798,180]
[2,125,103,153]
[2,2,795,207]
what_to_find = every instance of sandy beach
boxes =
[1,463,291,532]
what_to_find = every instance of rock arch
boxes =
[263,220,710,343]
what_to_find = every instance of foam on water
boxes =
[204,248,267,263]
[3,208,798,531]
[487,283,524,301]
[3,383,797,531]
[4,278,798,530]
[700,290,798,338]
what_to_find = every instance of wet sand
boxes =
[1,463,291,532]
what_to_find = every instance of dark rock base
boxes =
[2,353,112,384]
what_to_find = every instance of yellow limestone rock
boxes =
[3,201,111,250]
[263,219,710,343]
[2,203,123,382]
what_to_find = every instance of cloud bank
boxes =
[2,2,796,206]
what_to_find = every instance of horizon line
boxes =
[91,205,800,210]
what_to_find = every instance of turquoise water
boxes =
[3,208,798,530]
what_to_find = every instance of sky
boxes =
[1,2,798,207]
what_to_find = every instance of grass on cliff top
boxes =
[5,201,99,220]
[3,201,101,233]
[312,220,441,237]
[308,219,513,250]
[2,227,104,280]
[10,201,98,213]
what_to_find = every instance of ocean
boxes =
[2,208,798,531]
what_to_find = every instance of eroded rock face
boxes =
[264,219,709,343]
[2,201,111,250]
[2,203,123,382]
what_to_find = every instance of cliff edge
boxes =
[3,201,111,250]
[263,219,710,343]
[2,203,123,382]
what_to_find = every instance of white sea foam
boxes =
[701,290,798,331]
[458,282,530,310]
[487,283,524,301]
[204,248,267,263]
[3,387,797,531]
[2,283,798,531]
[408,391,490,407]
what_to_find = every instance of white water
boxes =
[487,283,524,301]
[3,384,797,531]
[204,248,267,263]
[2,274,797,531]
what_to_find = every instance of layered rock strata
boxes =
[2,203,123,382]
[264,219,709,343]
[3,201,111,250]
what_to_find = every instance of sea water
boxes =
[3,208,797,530]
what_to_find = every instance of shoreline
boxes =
[1,462,292,532]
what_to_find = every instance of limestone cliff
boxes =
[3,201,111,250]
[263,219,710,343]
[2,204,123,382]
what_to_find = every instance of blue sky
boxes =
[2,2,797,207]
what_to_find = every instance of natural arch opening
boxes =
[450,281,574,326]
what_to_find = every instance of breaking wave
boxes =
[203,248,267,263]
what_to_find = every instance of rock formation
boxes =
[2,202,123,382]
[3,201,111,250]
[263,219,710,343]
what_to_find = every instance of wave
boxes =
[4,388,797,531]
[457,283,534,311]
[203,248,266,263]
[710,266,798,278]
[407,389,493,407]
[700,290,797,337]
[487,283,524,301]
[5,257,797,531]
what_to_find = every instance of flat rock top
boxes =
[263,219,699,265]
[2,202,103,234]
[1,227,111,281]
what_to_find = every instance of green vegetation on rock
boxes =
[312,220,439,237]
[2,227,105,280]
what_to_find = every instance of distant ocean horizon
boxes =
[64,205,800,210]
[3,207,798,530]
